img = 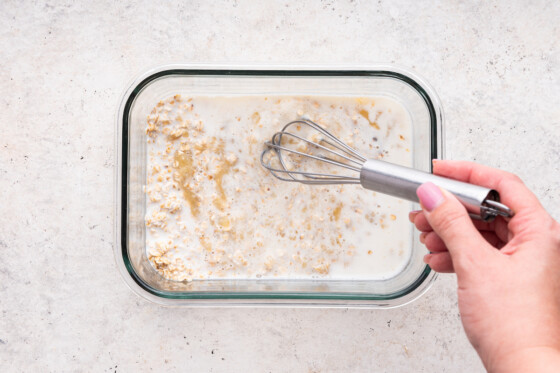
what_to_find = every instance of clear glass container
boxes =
[115,64,444,307]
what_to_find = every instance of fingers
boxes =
[432,160,542,215]
[421,232,447,252]
[420,226,505,251]
[410,210,509,243]
[409,210,432,232]
[416,182,494,275]
[424,252,455,273]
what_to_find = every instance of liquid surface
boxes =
[144,95,413,281]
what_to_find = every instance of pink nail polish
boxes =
[416,182,444,212]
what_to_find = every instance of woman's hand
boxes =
[409,160,560,373]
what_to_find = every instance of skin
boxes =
[409,160,560,373]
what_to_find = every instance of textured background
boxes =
[1,0,559,372]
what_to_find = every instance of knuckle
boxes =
[496,172,524,191]
[505,172,524,184]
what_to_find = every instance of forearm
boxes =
[488,347,560,373]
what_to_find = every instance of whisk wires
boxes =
[260,119,367,185]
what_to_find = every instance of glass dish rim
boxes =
[114,64,444,307]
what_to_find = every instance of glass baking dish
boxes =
[115,64,444,307]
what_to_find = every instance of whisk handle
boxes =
[359,159,513,221]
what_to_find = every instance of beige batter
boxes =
[144,95,413,281]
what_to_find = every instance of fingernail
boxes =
[417,182,444,212]
[423,254,431,264]
[408,210,422,222]
[419,232,427,243]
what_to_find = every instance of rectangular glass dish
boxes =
[115,65,444,307]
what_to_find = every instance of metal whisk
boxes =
[260,119,513,222]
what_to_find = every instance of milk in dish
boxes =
[144,95,413,281]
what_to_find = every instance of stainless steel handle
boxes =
[359,159,513,221]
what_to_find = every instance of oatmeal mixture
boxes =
[144,95,413,281]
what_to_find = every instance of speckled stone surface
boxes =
[1,1,559,372]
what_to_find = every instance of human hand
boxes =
[409,160,560,373]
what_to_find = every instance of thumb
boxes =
[416,182,493,273]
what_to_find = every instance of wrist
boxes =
[487,346,560,373]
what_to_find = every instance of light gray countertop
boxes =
[1,1,559,371]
